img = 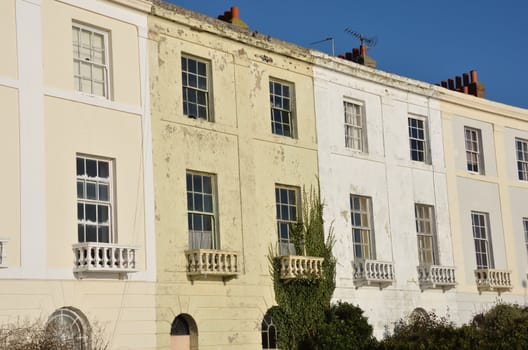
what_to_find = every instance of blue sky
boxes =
[166,1,528,109]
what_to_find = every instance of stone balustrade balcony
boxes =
[72,242,138,275]
[0,239,7,268]
[279,255,324,279]
[353,259,395,288]
[417,265,456,290]
[185,249,240,279]
[475,268,512,293]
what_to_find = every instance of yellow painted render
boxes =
[0,0,17,80]
[0,280,156,350]
[440,90,528,296]
[41,0,142,106]
[44,97,146,269]
[149,4,319,349]
[0,86,20,266]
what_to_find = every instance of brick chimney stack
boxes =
[437,70,485,98]
[338,44,377,68]
[217,6,248,28]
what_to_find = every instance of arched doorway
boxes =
[170,314,198,350]
[47,306,91,349]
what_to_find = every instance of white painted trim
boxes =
[16,0,47,277]
[0,267,151,280]
[44,87,142,115]
[0,77,19,90]
[139,26,157,282]
[56,0,149,27]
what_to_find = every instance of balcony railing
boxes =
[72,242,138,274]
[353,259,395,288]
[417,265,456,290]
[279,255,324,279]
[185,249,240,279]
[475,268,512,292]
[0,240,7,268]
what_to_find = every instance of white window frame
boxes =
[344,100,367,152]
[47,307,90,350]
[408,116,429,163]
[270,79,296,138]
[516,138,528,181]
[76,155,114,244]
[471,211,494,269]
[350,195,375,259]
[275,185,300,256]
[72,22,110,98]
[464,127,485,174]
[415,204,438,265]
[186,171,218,249]
[181,54,212,121]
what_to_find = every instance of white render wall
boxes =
[313,61,456,337]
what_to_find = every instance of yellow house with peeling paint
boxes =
[148,2,320,349]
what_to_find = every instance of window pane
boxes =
[77,181,84,198]
[86,159,97,178]
[86,225,97,242]
[86,182,97,200]
[99,184,109,201]
[76,157,85,175]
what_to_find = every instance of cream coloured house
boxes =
[438,81,528,322]
[0,0,156,348]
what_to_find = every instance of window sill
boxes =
[44,87,142,115]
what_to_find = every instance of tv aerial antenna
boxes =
[344,28,377,48]
[310,36,335,56]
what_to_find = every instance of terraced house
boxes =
[2,0,528,349]
[148,2,320,349]
[0,0,156,348]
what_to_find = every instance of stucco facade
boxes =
[313,53,457,337]
[0,0,156,349]
[439,89,528,322]
[148,3,319,349]
[3,1,528,349]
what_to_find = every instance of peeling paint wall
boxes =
[149,6,319,349]
[313,59,456,337]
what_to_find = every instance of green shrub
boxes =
[301,301,376,350]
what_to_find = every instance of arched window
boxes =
[47,307,90,349]
[261,312,277,349]
[171,315,190,336]
[410,307,429,322]
[170,314,198,350]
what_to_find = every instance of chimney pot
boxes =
[470,70,478,83]
[352,48,360,58]
[463,86,469,94]
[456,76,462,89]
[231,6,239,19]
[360,44,367,56]
[463,73,469,86]
[448,78,455,90]
[338,54,345,59]
[345,52,353,60]
[441,80,448,88]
